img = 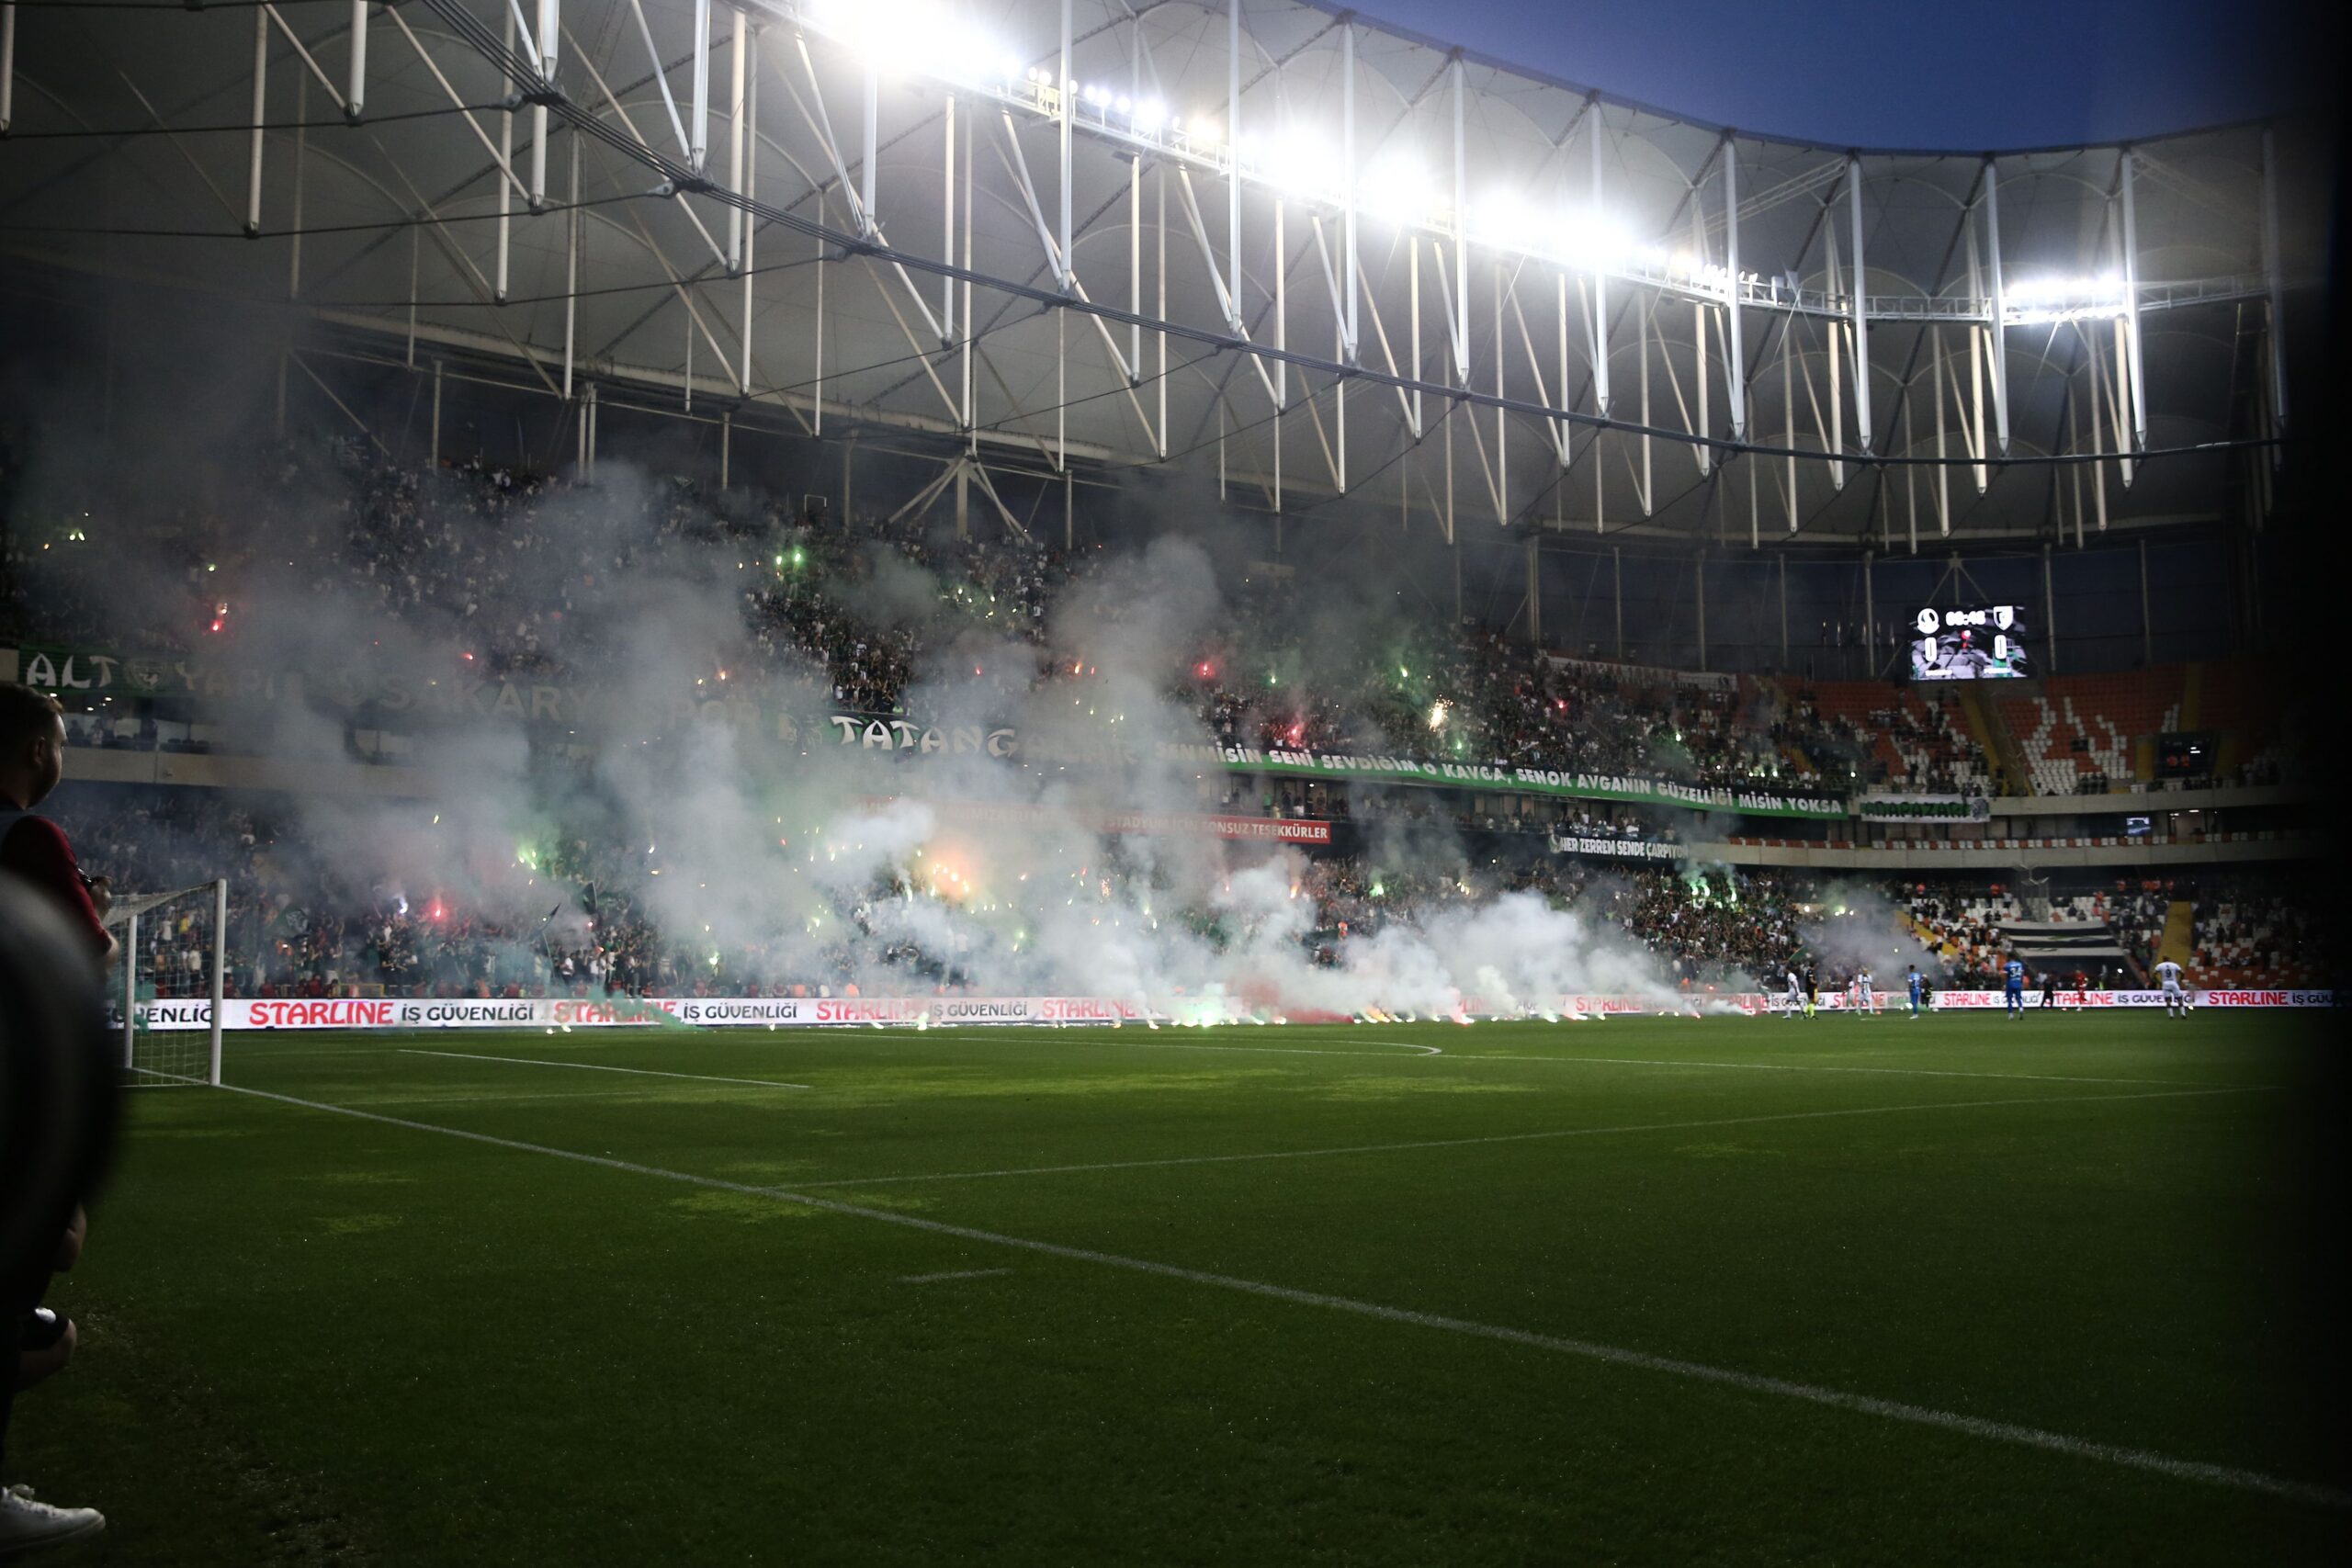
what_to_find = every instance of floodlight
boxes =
[1472,191,1534,250]
[1134,97,1167,132]
[2005,272,2130,322]
[1361,154,1433,226]
[1555,215,1631,271]
[814,0,944,66]
[1262,130,1336,195]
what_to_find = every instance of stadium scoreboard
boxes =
[1910,605,2031,681]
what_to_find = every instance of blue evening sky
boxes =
[1340,0,2301,149]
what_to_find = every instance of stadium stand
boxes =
[1,442,2326,1002]
[1792,682,1995,795]
[1998,670,2185,795]
[2188,883,2327,987]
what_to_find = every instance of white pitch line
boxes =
[211,1081,2342,1510]
[398,1049,811,1091]
[898,1268,1014,1284]
[787,1087,2269,1189]
[365,1088,680,1108]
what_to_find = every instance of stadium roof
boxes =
[0,0,2319,545]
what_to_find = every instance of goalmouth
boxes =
[101,879,227,1087]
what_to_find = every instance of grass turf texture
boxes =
[17,1012,2348,1565]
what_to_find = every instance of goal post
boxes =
[102,878,228,1086]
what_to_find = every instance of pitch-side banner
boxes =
[133,993,1656,1031]
[129,988,2335,1032]
[1655,989,2335,1013]
[1915,988,2334,1010]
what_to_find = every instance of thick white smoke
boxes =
[41,434,1684,1018]
[1798,880,1918,982]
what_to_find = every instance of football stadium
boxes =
[0,0,2343,1561]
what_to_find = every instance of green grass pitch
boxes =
[17,1010,2349,1565]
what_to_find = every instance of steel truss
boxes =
[0,0,2307,548]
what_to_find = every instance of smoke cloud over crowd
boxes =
[16,404,1683,1019]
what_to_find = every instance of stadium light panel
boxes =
[809,0,1003,88]
[1361,154,1433,226]
[1261,131,1337,196]
[1471,191,1536,251]
[2006,272,2129,321]
[1556,215,1632,271]
[2009,273,2123,303]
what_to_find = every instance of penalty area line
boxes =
[397,1048,812,1090]
[213,1080,2344,1511]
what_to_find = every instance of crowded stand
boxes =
[6,440,1893,797]
[1,436,2330,1005]
[8,438,2301,808]
[43,784,1883,1002]
[2188,882,2328,987]
[52,776,2335,1006]
[1792,682,1994,795]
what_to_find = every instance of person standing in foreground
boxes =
[0,682,111,1554]
[1906,965,1926,1021]
[2154,957,2189,1019]
[2004,956,2028,1020]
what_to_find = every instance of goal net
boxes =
[101,880,227,1087]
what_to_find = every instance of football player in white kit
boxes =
[1782,966,1805,1020]
[2154,958,2189,1018]
[1857,968,1876,1016]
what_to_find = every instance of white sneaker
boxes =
[0,1486,105,1555]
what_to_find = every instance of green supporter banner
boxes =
[1161,743,1851,819]
[1856,794,1991,822]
